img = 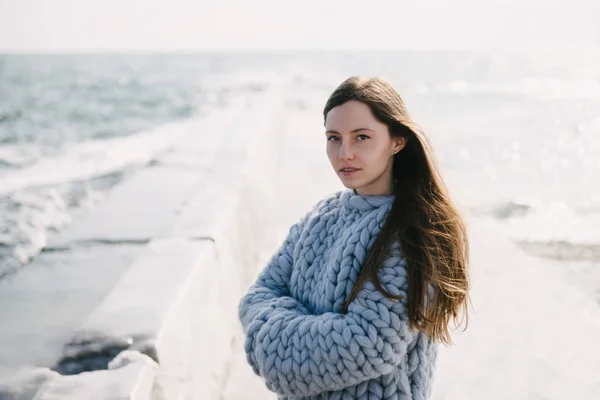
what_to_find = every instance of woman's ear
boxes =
[395,137,407,153]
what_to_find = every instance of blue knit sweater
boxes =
[238,188,439,399]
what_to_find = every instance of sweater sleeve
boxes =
[246,250,418,397]
[238,208,317,376]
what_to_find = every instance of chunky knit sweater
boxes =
[238,188,439,400]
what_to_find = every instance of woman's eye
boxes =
[358,134,370,140]
[327,136,340,141]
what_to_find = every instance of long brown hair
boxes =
[324,76,471,346]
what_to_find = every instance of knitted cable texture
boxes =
[238,188,439,399]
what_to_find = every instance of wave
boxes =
[0,117,199,277]
[0,118,195,197]
[0,171,128,279]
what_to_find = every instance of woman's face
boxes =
[325,100,405,196]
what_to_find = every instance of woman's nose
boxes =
[339,142,355,160]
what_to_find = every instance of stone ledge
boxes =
[0,79,287,399]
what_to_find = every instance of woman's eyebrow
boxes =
[325,128,376,135]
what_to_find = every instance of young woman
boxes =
[238,76,470,399]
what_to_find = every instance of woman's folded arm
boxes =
[245,255,417,397]
[237,221,309,329]
[238,198,331,329]
[238,206,321,375]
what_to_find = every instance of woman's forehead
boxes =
[325,101,381,130]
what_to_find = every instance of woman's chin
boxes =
[340,180,361,189]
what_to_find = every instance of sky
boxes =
[0,0,598,51]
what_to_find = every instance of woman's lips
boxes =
[340,168,360,176]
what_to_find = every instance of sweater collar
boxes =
[339,188,395,211]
